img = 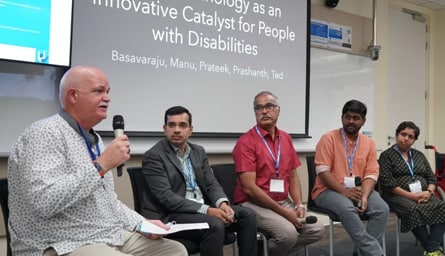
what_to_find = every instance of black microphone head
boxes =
[355,176,362,186]
[112,115,124,130]
[305,216,318,224]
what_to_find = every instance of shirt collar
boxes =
[59,109,98,145]
[255,125,280,139]
[170,143,191,159]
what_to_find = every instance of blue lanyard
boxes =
[255,126,281,177]
[341,128,359,176]
[180,157,197,197]
[394,145,415,178]
[78,123,101,161]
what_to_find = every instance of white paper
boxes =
[138,220,209,235]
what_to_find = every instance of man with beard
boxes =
[232,91,323,256]
[312,100,389,256]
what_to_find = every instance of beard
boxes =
[344,125,359,134]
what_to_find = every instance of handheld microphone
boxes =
[354,176,362,208]
[297,216,318,224]
[113,115,125,177]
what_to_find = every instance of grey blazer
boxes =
[140,138,227,221]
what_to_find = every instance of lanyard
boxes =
[394,145,415,178]
[341,128,359,176]
[255,126,281,177]
[78,123,101,161]
[180,157,197,197]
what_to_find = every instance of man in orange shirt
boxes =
[312,100,389,256]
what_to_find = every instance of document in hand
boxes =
[137,220,209,235]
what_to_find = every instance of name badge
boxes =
[270,178,284,193]
[344,176,355,188]
[409,180,422,193]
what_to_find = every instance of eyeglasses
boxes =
[254,103,278,112]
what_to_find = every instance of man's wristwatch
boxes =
[93,161,105,177]
[294,204,305,210]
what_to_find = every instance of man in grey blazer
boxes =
[141,106,258,256]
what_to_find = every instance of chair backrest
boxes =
[126,167,144,214]
[0,178,11,256]
[210,163,237,202]
[305,156,317,208]
[435,152,445,178]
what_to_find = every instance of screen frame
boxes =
[0,0,73,67]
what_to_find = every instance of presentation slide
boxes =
[72,0,309,135]
[0,0,72,66]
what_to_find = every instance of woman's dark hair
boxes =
[164,106,192,125]
[342,100,367,119]
[395,121,420,140]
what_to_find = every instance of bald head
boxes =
[58,66,110,129]
[59,66,106,108]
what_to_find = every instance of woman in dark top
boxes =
[379,121,445,256]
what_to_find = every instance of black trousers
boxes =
[412,224,445,252]
[166,205,258,256]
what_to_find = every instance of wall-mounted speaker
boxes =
[325,0,339,8]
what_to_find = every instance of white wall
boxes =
[324,0,444,158]
[431,9,445,151]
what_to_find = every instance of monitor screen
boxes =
[0,0,73,66]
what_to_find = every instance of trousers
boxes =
[242,198,324,256]
[315,189,389,256]
[43,230,187,256]
[166,205,258,256]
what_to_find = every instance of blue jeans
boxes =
[315,189,389,256]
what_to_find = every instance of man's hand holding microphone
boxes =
[93,115,130,177]
[296,205,317,226]
[284,204,317,229]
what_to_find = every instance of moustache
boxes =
[261,114,272,120]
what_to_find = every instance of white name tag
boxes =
[270,178,284,193]
[409,180,422,193]
[344,176,355,188]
